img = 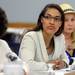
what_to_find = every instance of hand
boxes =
[52,60,66,70]
[47,60,67,70]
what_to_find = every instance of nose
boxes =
[68,21,73,26]
[49,18,55,24]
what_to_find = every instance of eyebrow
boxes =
[45,13,61,18]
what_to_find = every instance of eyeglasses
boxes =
[43,15,61,23]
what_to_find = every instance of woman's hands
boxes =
[47,59,67,70]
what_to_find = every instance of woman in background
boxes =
[60,3,75,65]
[19,3,69,70]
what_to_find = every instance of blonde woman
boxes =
[60,3,75,65]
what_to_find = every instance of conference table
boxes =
[0,65,75,75]
[30,70,75,75]
[0,70,75,75]
[30,68,75,75]
[0,73,3,75]
[0,63,26,75]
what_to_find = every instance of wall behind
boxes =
[0,0,75,23]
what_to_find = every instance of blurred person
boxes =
[60,3,75,65]
[0,7,29,75]
[19,4,69,70]
[0,7,11,65]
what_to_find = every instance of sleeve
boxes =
[19,34,49,71]
[0,40,12,71]
[60,34,69,65]
[19,34,36,62]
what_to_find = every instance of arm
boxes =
[47,34,69,70]
[19,34,48,71]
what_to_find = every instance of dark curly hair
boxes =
[0,7,8,37]
[33,3,64,36]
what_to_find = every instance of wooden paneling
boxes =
[8,22,36,29]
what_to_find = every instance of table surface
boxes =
[0,70,75,75]
[0,73,3,75]
[30,70,75,75]
[0,67,75,75]
[64,71,75,75]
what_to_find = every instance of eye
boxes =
[71,18,75,21]
[55,17,61,21]
[43,16,50,19]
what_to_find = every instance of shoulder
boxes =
[22,30,42,43]
[72,32,75,41]
[54,34,65,48]
[54,33,65,41]
[0,39,11,50]
[24,30,41,38]
[25,31,36,36]
[54,34,66,52]
[0,39,8,46]
[72,32,75,49]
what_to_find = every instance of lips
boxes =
[68,28,72,30]
[47,26,55,30]
[67,28,73,30]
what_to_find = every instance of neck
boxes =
[64,32,73,51]
[64,32,72,39]
[42,31,53,48]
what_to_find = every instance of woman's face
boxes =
[41,8,62,35]
[64,13,75,34]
